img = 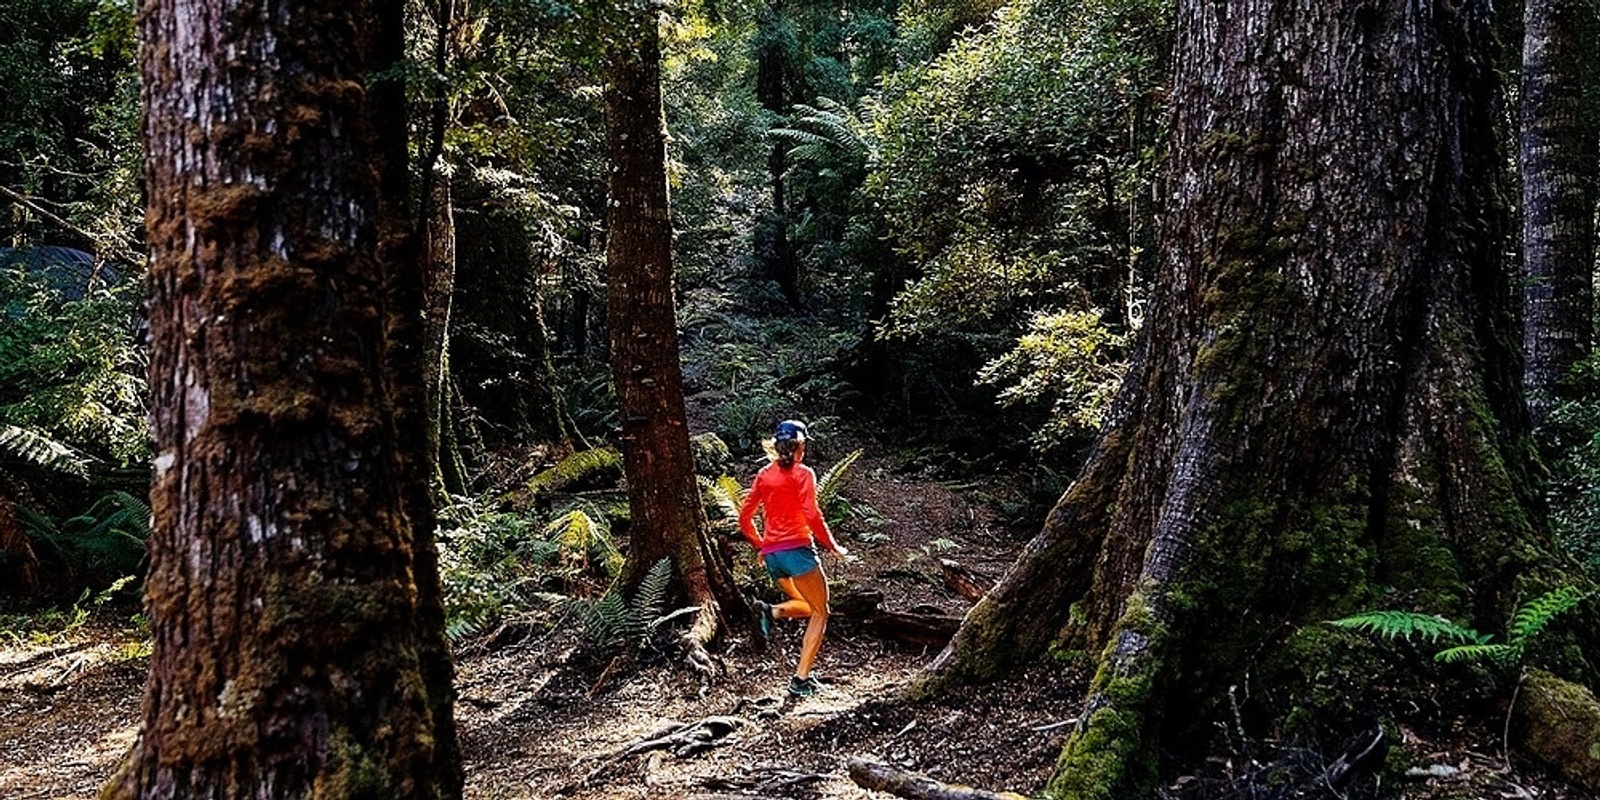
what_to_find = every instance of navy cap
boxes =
[774,419,808,442]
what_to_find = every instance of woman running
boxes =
[738,419,848,697]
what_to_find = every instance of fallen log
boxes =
[848,758,1028,800]
[833,588,963,649]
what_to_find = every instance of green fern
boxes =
[0,423,90,477]
[632,557,674,626]
[1329,587,1589,669]
[700,474,746,521]
[1435,643,1517,667]
[565,558,689,653]
[769,97,870,180]
[817,448,864,513]
[1506,585,1585,646]
[1327,610,1490,646]
[541,506,622,582]
[20,490,149,580]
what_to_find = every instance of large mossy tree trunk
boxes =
[602,4,748,661]
[1521,0,1598,428]
[108,1,461,797]
[928,2,1582,797]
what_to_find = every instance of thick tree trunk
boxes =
[602,7,747,656]
[108,1,460,797]
[928,2,1574,797]
[1521,0,1598,427]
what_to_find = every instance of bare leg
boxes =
[788,566,830,679]
[772,577,812,619]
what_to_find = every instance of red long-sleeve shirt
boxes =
[738,461,839,555]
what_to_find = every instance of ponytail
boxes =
[775,438,799,468]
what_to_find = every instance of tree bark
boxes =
[927,2,1573,796]
[1521,0,1598,427]
[0,487,38,599]
[602,5,748,657]
[423,173,459,489]
[757,3,800,306]
[108,1,460,797]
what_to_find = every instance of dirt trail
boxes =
[4,458,1585,799]
[1,461,1063,799]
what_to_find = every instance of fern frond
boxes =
[578,591,633,648]
[700,474,746,520]
[1436,643,1517,667]
[1506,586,1587,647]
[817,449,864,512]
[1326,611,1488,646]
[0,423,90,477]
[543,508,599,552]
[632,558,674,624]
[768,99,870,177]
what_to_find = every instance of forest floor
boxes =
[1,453,1594,799]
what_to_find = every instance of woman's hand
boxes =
[832,545,850,558]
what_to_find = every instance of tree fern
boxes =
[769,97,870,180]
[19,490,149,580]
[0,423,90,477]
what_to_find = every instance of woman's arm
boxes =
[799,469,843,554]
[737,477,766,549]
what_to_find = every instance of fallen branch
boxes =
[937,558,990,602]
[848,758,1029,800]
[623,715,750,758]
[0,183,139,265]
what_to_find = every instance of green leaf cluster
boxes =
[1328,587,1590,670]
[18,490,149,585]
[0,263,147,471]
[977,308,1127,449]
[436,494,625,641]
[556,558,697,654]
[0,0,141,255]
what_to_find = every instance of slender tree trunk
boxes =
[1521,0,1598,427]
[927,2,1574,797]
[108,1,460,796]
[757,3,801,306]
[602,5,748,658]
[423,174,458,486]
